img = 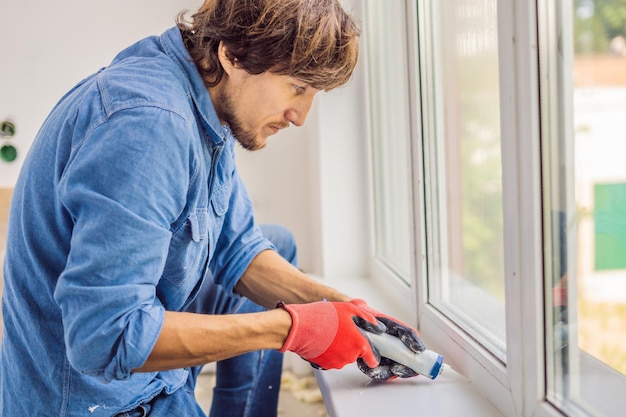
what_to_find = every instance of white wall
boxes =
[0,0,201,186]
[0,0,371,280]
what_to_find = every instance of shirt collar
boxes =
[159,27,228,145]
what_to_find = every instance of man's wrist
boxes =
[271,306,293,350]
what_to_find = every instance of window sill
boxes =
[314,276,503,417]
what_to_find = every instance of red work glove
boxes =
[277,301,386,370]
[350,299,425,381]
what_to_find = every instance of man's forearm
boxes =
[135,308,292,373]
[234,249,351,308]
[137,249,348,374]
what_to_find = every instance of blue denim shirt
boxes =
[0,27,273,416]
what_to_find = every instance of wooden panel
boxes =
[0,188,11,335]
[0,188,11,256]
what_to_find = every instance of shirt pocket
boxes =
[211,181,231,216]
[161,208,208,287]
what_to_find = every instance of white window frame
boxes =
[414,0,527,414]
[414,0,564,414]
[364,0,420,322]
[363,0,624,415]
[417,0,583,415]
[365,0,625,414]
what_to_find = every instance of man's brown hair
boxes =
[177,0,360,91]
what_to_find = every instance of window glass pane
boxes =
[422,0,506,359]
[366,0,412,283]
[542,1,626,415]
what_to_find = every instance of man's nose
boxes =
[286,93,317,127]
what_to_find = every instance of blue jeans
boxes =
[117,224,298,417]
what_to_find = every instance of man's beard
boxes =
[217,90,264,151]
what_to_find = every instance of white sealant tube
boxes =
[365,331,451,380]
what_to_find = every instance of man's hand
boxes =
[277,301,386,370]
[350,299,426,381]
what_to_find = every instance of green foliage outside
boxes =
[457,50,506,300]
[574,0,626,53]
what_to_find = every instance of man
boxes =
[0,0,424,416]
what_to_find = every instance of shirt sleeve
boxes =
[54,106,193,382]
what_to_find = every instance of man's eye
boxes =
[294,85,306,94]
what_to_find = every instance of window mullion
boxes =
[497,0,548,416]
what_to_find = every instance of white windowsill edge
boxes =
[313,276,504,417]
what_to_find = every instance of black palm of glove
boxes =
[357,357,418,381]
[376,316,425,353]
[350,300,426,381]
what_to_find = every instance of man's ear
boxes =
[217,42,238,76]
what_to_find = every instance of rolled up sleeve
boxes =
[54,107,191,381]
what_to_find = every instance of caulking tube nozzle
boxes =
[439,363,469,382]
